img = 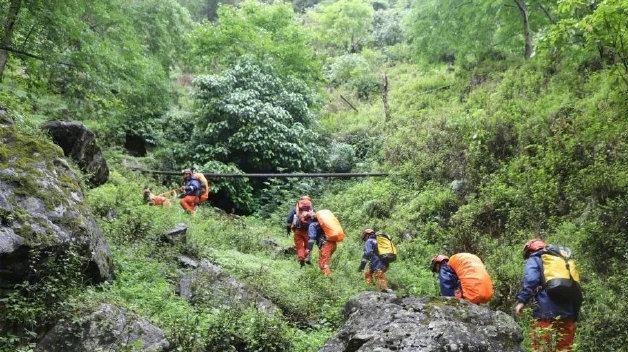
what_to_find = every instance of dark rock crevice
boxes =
[42,121,109,187]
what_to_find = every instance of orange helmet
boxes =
[430,255,449,272]
[361,228,375,241]
[523,239,546,259]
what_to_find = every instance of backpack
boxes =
[448,253,493,304]
[541,245,583,304]
[193,172,210,198]
[375,233,397,263]
[315,209,345,242]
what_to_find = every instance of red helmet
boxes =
[362,228,375,241]
[430,255,449,272]
[523,239,546,259]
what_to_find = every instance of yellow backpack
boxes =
[375,232,397,263]
[541,245,583,303]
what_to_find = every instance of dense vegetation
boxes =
[1,0,626,351]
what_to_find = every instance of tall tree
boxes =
[186,0,321,84]
[406,0,558,62]
[544,0,628,87]
[514,0,532,59]
[308,0,374,54]
[0,0,193,146]
[0,0,22,80]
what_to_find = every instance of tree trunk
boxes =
[382,74,390,121]
[514,0,532,59]
[0,0,23,81]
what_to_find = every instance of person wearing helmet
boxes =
[143,187,172,207]
[514,238,579,351]
[431,253,493,304]
[285,196,315,267]
[179,169,202,214]
[430,255,457,297]
[358,229,392,292]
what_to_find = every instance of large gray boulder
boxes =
[320,292,523,352]
[37,303,170,352]
[0,126,114,288]
[42,120,109,186]
[178,259,279,314]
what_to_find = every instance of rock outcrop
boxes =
[0,126,114,289]
[37,303,170,352]
[42,121,109,187]
[178,259,279,314]
[161,223,187,244]
[320,292,523,352]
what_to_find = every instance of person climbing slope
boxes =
[192,168,210,204]
[358,229,394,292]
[179,169,202,214]
[514,238,582,352]
[286,195,315,267]
[142,186,173,207]
[306,209,345,276]
[430,253,493,304]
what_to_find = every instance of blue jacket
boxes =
[515,250,579,320]
[286,208,296,226]
[182,178,202,197]
[361,235,388,271]
[438,263,460,297]
[307,222,326,247]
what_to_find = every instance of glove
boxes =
[285,225,291,236]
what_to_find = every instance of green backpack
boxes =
[376,232,398,263]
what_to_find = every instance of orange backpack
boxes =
[193,172,210,200]
[448,253,493,304]
[315,209,345,242]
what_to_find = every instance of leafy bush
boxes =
[372,9,404,47]
[163,59,326,213]
[204,308,293,352]
[0,246,86,350]
[185,1,321,84]
[327,142,356,172]
[190,59,322,174]
[324,53,382,99]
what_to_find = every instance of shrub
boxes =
[328,142,356,173]
[204,307,293,352]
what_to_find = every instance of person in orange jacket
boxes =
[142,187,172,207]
[306,216,336,276]
[286,196,314,267]
[179,169,202,214]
